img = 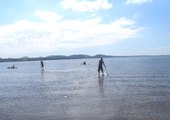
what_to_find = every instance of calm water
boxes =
[0,56,170,120]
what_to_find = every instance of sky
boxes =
[0,0,170,58]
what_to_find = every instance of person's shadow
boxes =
[98,76,105,97]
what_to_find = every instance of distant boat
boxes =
[7,65,18,69]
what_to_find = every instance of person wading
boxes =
[40,60,44,69]
[98,58,106,77]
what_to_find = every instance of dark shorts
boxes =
[98,66,103,72]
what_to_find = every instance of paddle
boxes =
[104,64,109,76]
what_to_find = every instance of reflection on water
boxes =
[98,76,105,97]
[41,69,44,81]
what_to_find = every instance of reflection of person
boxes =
[98,58,106,77]
[40,60,44,69]
[98,76,104,97]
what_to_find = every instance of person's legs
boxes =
[98,66,104,77]
[98,69,100,77]
[98,67,101,77]
[101,67,104,76]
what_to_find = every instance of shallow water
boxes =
[0,56,170,120]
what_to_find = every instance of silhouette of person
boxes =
[40,60,44,69]
[12,65,15,68]
[98,58,106,77]
[83,61,86,65]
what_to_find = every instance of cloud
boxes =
[0,12,143,57]
[35,11,62,22]
[126,0,152,4]
[60,0,112,12]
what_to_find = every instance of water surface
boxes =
[0,56,170,120]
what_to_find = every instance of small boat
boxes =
[7,65,18,69]
[7,67,18,69]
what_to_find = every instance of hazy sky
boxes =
[0,0,170,58]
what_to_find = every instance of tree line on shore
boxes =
[0,54,113,62]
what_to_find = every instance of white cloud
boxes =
[60,0,112,12]
[35,11,62,22]
[0,12,143,57]
[126,0,152,4]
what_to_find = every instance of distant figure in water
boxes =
[98,58,106,77]
[12,65,15,68]
[80,61,86,65]
[7,64,17,69]
[83,61,86,65]
[40,60,44,69]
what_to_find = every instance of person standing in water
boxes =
[98,58,106,77]
[40,60,44,69]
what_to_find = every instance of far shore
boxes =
[0,54,169,63]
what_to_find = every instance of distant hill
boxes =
[0,54,113,62]
[93,54,113,58]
